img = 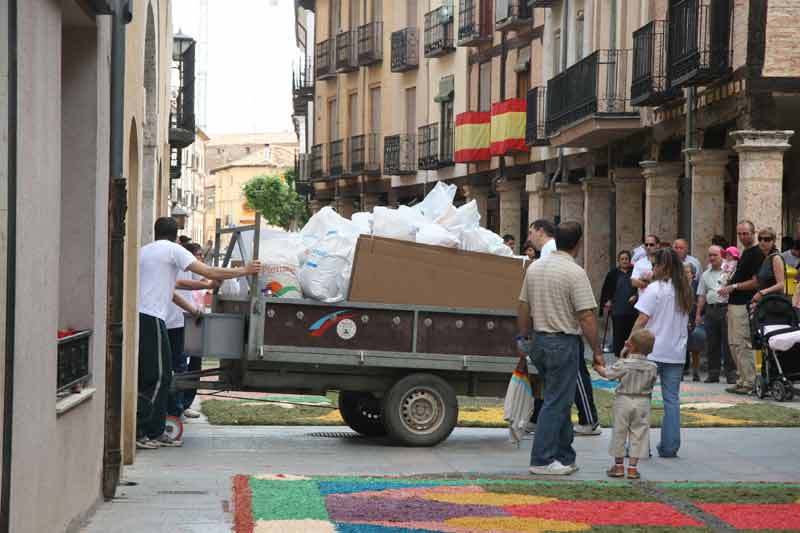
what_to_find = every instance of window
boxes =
[405,87,416,135]
[516,46,531,98]
[348,92,359,136]
[553,29,561,74]
[331,0,341,35]
[350,0,360,28]
[478,61,492,112]
[328,97,339,141]
[407,0,417,26]
[369,86,381,133]
[576,10,584,60]
[441,100,454,164]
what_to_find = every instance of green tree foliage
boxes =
[243,172,308,230]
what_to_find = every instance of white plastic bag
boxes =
[503,365,534,446]
[372,206,418,241]
[298,233,357,303]
[461,227,514,256]
[300,206,358,247]
[415,223,460,248]
[258,237,304,299]
[436,200,481,235]
[351,212,373,235]
[417,181,457,221]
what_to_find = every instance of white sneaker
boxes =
[136,437,158,450]
[574,424,602,436]
[529,460,576,476]
[183,408,201,419]
[152,433,183,447]
[524,422,537,434]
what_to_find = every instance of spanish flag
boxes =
[490,98,527,156]
[454,111,491,163]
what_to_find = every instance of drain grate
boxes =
[306,431,362,439]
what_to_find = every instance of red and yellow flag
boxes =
[454,111,491,163]
[490,98,527,156]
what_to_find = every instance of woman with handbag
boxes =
[751,227,787,305]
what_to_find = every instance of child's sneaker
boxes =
[606,464,625,478]
[626,467,640,479]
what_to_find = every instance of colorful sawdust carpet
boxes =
[231,475,800,532]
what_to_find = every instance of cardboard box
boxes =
[348,236,526,311]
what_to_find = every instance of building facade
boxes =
[171,127,210,243]
[295,0,800,297]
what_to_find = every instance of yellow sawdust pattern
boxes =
[315,410,344,423]
[682,411,751,426]
[423,492,557,506]
[446,516,591,532]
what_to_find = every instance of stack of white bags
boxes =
[257,182,515,304]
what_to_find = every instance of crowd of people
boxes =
[516,218,796,478]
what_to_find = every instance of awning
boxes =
[490,98,527,155]
[454,111,491,162]
[433,76,455,103]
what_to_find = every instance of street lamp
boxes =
[171,205,188,230]
[172,30,195,61]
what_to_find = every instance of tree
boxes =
[243,172,308,230]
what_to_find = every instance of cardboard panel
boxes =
[348,236,525,311]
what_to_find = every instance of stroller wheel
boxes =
[771,380,789,402]
[754,376,767,400]
[781,380,794,402]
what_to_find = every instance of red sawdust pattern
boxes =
[698,502,800,530]
[232,474,255,533]
[505,500,704,528]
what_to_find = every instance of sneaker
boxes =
[626,467,641,480]
[606,464,625,478]
[733,386,752,395]
[183,408,201,419]
[524,422,537,434]
[574,424,601,436]
[136,437,158,450]
[152,433,183,447]
[529,460,576,476]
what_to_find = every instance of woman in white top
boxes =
[631,247,693,458]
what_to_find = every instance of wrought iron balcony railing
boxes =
[294,154,312,195]
[495,0,532,31]
[424,3,455,58]
[525,86,549,146]
[391,27,419,72]
[530,0,556,7]
[384,134,417,175]
[546,49,634,136]
[667,0,732,88]
[336,30,358,72]
[357,22,383,66]
[418,124,440,170]
[169,40,196,149]
[292,57,314,115]
[328,140,345,177]
[631,20,681,106]
[350,134,366,174]
[315,38,336,80]
[458,0,492,46]
[57,330,92,394]
[310,143,325,179]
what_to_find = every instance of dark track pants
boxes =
[167,327,185,417]
[137,313,172,440]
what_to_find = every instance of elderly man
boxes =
[518,222,603,475]
[673,238,702,279]
[695,246,735,383]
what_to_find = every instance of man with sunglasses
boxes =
[632,235,660,294]
[718,220,764,395]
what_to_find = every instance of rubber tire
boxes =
[772,380,788,402]
[783,384,795,402]
[338,391,387,437]
[754,376,767,399]
[382,373,458,447]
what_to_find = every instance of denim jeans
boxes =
[529,334,580,467]
[656,362,683,457]
[530,342,597,427]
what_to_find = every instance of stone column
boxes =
[685,149,730,260]
[360,193,382,214]
[731,130,794,238]
[640,160,682,243]
[464,184,490,228]
[496,180,523,248]
[556,182,585,265]
[612,168,644,253]
[583,177,612,298]
[525,172,557,223]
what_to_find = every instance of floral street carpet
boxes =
[231,475,800,532]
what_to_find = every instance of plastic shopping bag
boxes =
[503,359,534,446]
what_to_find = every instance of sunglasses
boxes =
[758,236,774,242]
[644,243,657,247]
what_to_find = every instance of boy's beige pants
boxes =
[609,394,651,459]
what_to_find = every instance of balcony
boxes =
[315,38,336,80]
[525,86,549,146]
[292,58,314,115]
[530,0,557,7]
[391,27,419,72]
[458,0,492,46]
[545,49,639,148]
[336,30,358,72]
[328,140,345,178]
[310,144,325,180]
[418,124,440,170]
[424,3,455,58]
[350,134,382,175]
[384,134,417,175]
[57,330,91,395]
[667,0,732,88]
[495,0,532,32]
[170,145,182,180]
[294,154,312,195]
[169,39,196,149]
[357,22,383,66]
[631,20,681,107]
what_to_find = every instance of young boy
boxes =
[603,329,658,479]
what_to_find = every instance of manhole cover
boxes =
[306,431,362,439]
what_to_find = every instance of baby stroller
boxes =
[749,295,800,401]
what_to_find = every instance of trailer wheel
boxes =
[383,374,458,447]
[338,391,387,437]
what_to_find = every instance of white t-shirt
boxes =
[139,240,196,321]
[631,256,653,294]
[165,270,201,330]
[635,280,689,365]
[540,238,556,259]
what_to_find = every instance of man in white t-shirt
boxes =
[529,219,557,259]
[137,217,260,449]
[631,235,660,294]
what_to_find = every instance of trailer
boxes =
[177,218,530,446]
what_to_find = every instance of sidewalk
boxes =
[81,421,800,532]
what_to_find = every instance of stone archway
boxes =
[141,3,158,244]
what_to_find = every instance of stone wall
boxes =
[763,1,800,78]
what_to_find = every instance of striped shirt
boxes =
[519,250,597,335]
[605,355,658,396]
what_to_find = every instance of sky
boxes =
[171,0,296,136]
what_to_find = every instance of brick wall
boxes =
[763,1,800,77]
